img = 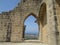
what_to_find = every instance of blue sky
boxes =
[0,0,20,13]
[24,15,39,34]
[0,0,39,34]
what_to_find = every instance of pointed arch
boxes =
[39,3,47,27]
[24,13,38,23]
[23,13,39,40]
[38,3,47,42]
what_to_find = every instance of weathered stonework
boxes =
[0,0,60,45]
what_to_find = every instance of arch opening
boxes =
[23,15,39,40]
[38,3,47,42]
[39,3,47,27]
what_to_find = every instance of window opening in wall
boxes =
[24,15,39,40]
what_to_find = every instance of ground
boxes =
[0,42,47,45]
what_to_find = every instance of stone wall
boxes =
[0,0,59,45]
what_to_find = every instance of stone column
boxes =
[39,21,43,42]
[47,1,57,45]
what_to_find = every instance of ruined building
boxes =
[0,0,60,45]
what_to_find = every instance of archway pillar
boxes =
[38,20,43,42]
[47,2,57,45]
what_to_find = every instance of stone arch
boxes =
[23,13,38,22]
[22,13,39,40]
[39,2,46,19]
[39,3,47,27]
[38,3,47,42]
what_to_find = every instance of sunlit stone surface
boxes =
[0,0,60,45]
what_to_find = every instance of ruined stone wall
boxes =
[0,13,10,41]
[10,0,42,42]
[41,0,58,45]
[0,0,59,45]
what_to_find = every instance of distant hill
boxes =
[25,32,39,35]
[24,33,39,40]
